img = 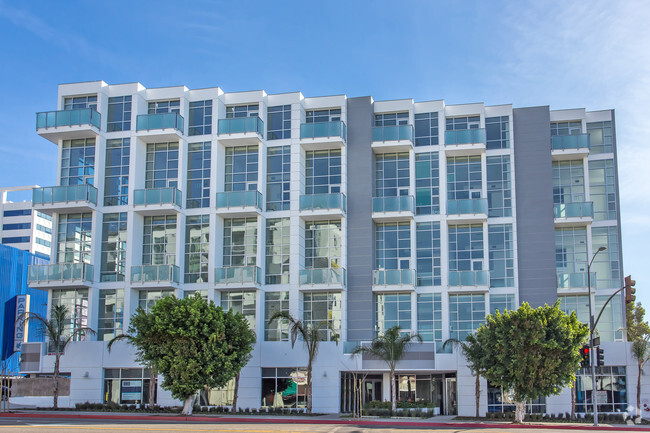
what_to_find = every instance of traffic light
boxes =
[597,347,605,367]
[580,345,590,368]
[625,275,637,305]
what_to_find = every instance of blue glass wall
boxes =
[0,244,48,373]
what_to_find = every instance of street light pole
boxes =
[587,246,606,427]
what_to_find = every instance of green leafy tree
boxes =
[16,304,95,409]
[627,302,650,417]
[351,326,422,412]
[268,312,338,414]
[443,336,486,418]
[127,294,255,415]
[468,302,588,423]
[107,332,157,408]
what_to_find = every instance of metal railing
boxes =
[447,198,488,215]
[372,269,415,286]
[131,265,180,284]
[551,134,590,150]
[215,191,263,209]
[134,188,182,207]
[372,125,414,142]
[36,108,101,130]
[28,263,94,283]
[299,193,346,212]
[299,268,346,285]
[553,202,594,218]
[448,270,489,286]
[32,184,98,206]
[372,196,415,213]
[136,113,184,134]
[300,121,346,140]
[557,272,597,290]
[445,128,486,145]
[214,266,261,285]
[217,117,264,136]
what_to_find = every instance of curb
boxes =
[1,412,649,431]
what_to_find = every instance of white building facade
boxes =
[0,185,52,259]
[20,80,638,416]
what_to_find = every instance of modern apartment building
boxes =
[0,185,52,260]
[19,80,633,415]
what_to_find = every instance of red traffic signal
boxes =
[580,345,590,368]
[625,275,637,305]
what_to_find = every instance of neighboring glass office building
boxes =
[23,81,627,415]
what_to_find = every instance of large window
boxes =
[145,142,179,189]
[3,223,30,231]
[417,293,442,345]
[221,291,256,331]
[305,149,341,194]
[306,108,341,123]
[138,290,173,313]
[416,222,441,286]
[448,224,484,273]
[415,152,440,215]
[589,159,617,221]
[199,379,235,407]
[268,105,291,140]
[261,368,307,408]
[264,292,289,341]
[447,156,482,200]
[107,96,132,132]
[148,100,180,114]
[576,367,627,413]
[414,112,439,146]
[104,138,130,206]
[142,215,177,265]
[97,289,124,341]
[375,153,409,198]
[485,116,510,149]
[188,100,212,136]
[184,215,209,283]
[100,213,127,282]
[376,292,411,335]
[226,104,259,118]
[449,293,485,341]
[223,218,257,267]
[587,121,613,154]
[486,155,512,217]
[489,293,515,315]
[446,116,480,131]
[186,142,211,208]
[591,226,621,290]
[266,146,290,211]
[555,227,587,276]
[51,289,88,339]
[303,292,342,341]
[61,139,95,186]
[376,222,411,271]
[553,160,585,204]
[375,112,408,126]
[305,220,341,269]
[487,383,545,413]
[64,95,96,110]
[57,213,92,264]
[104,368,156,405]
[559,295,623,342]
[551,121,581,136]
[488,224,514,288]
[225,146,258,192]
[265,218,290,284]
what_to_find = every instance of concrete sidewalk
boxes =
[0,409,649,431]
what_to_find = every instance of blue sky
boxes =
[0,0,648,314]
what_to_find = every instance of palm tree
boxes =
[443,335,485,418]
[16,304,95,409]
[107,333,157,408]
[268,311,338,414]
[631,337,650,418]
[351,326,422,412]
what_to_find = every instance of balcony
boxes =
[217,117,264,145]
[446,199,488,222]
[372,269,415,291]
[214,266,261,289]
[448,270,489,288]
[299,267,346,288]
[131,265,180,288]
[133,188,182,215]
[557,272,597,292]
[300,121,346,150]
[36,108,101,143]
[551,134,590,160]
[372,196,414,221]
[32,184,98,215]
[554,202,593,226]
[444,129,486,155]
[28,263,94,288]
[136,113,184,142]
[299,193,346,219]
[371,125,414,152]
[215,191,263,216]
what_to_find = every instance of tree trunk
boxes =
[53,354,60,410]
[475,373,480,418]
[232,372,240,412]
[148,369,156,408]
[571,379,576,420]
[514,401,526,424]
[307,360,313,414]
[390,368,396,412]
[638,359,643,418]
[181,394,195,415]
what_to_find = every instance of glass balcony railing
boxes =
[215,191,263,209]
[372,196,415,213]
[372,269,415,286]
[36,108,101,130]
[299,193,346,212]
[217,117,264,136]
[300,121,347,140]
[134,188,182,207]
[554,202,594,218]
[299,268,346,286]
[131,265,180,284]
[447,199,488,215]
[214,266,261,285]
[551,134,590,150]
[557,272,597,290]
[28,263,94,284]
[445,128,486,145]
[136,113,184,134]
[32,184,98,206]
[372,125,414,142]
[448,270,489,287]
